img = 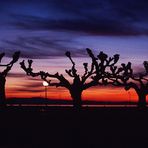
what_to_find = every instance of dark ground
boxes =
[0,106,148,148]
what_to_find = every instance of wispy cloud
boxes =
[2,35,87,58]
[5,0,148,36]
[7,72,26,78]
[0,0,148,59]
[13,81,43,93]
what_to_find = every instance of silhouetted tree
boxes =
[89,50,120,85]
[20,49,117,109]
[0,51,20,107]
[106,60,148,108]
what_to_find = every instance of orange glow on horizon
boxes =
[5,59,148,103]
[6,86,148,103]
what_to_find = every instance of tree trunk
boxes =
[138,92,146,108]
[0,76,6,107]
[70,90,82,109]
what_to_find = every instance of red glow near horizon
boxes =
[6,85,148,103]
[4,57,148,103]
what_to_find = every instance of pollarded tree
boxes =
[106,60,148,108]
[0,51,20,107]
[20,49,118,109]
[88,49,120,84]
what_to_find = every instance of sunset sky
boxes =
[0,0,148,102]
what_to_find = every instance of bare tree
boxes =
[0,51,20,107]
[90,50,120,84]
[20,49,118,109]
[106,60,148,108]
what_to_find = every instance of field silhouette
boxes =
[0,106,148,148]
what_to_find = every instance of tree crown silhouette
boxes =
[20,49,119,108]
[106,59,148,108]
[0,51,20,106]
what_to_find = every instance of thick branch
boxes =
[86,48,99,73]
[20,60,71,89]
[81,61,95,83]
[1,51,20,76]
[0,53,5,65]
[124,82,140,92]
[20,60,41,77]
[65,51,78,77]
[81,48,99,83]
[83,79,98,90]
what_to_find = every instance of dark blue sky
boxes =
[0,0,148,99]
[0,0,148,60]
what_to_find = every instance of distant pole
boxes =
[45,86,47,99]
[43,81,49,99]
[128,91,131,105]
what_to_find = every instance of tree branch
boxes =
[1,51,20,76]
[20,60,71,89]
[65,51,78,77]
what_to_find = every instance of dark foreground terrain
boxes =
[0,106,148,148]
